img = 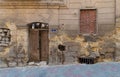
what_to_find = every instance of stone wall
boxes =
[116,0,120,27]
[115,0,120,61]
[0,0,117,67]
[0,0,115,36]
[49,28,117,65]
[0,22,28,67]
[49,0,116,64]
[59,0,115,35]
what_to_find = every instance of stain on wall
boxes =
[0,22,119,66]
[0,0,119,67]
[49,26,118,65]
[0,22,28,67]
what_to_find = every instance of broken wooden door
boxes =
[80,9,96,34]
[29,29,49,62]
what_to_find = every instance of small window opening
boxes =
[78,57,95,64]
[0,28,11,47]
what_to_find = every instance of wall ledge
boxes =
[0,0,67,9]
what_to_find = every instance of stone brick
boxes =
[98,8,114,14]
[69,3,81,9]
[96,2,114,8]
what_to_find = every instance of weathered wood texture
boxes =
[80,9,96,34]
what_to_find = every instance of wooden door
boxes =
[29,29,49,62]
[80,9,96,34]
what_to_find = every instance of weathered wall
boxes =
[59,0,115,35]
[0,22,28,67]
[0,9,59,26]
[0,0,115,35]
[115,0,120,61]
[116,0,120,27]
[0,0,117,67]
[49,27,117,65]
[49,0,116,65]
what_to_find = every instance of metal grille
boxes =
[0,28,11,47]
[79,57,95,64]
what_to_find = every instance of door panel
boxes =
[29,29,40,62]
[80,9,96,34]
[40,30,49,61]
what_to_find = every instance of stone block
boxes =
[59,9,79,15]
[96,2,114,8]
[8,62,17,67]
[69,3,81,9]
[60,15,79,20]
[0,60,8,68]
[98,13,114,19]
[69,0,82,3]
[98,8,114,14]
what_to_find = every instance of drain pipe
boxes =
[115,0,116,28]
[114,0,116,61]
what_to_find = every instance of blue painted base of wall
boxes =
[0,62,120,77]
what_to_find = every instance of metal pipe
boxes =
[114,0,116,30]
[114,0,116,61]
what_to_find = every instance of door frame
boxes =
[80,8,98,35]
[28,29,49,62]
[28,22,49,63]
